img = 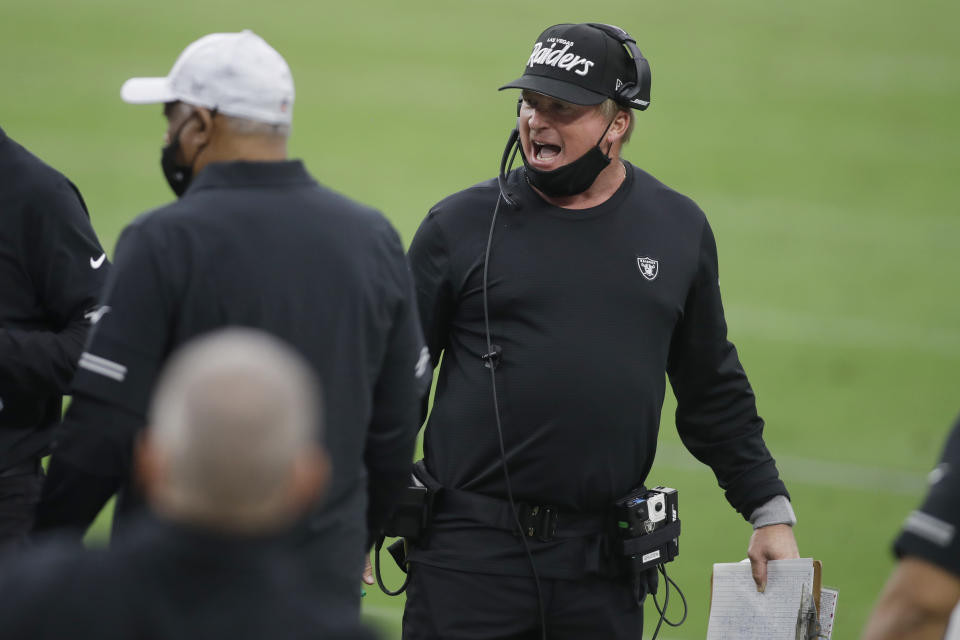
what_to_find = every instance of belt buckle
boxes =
[519,504,558,542]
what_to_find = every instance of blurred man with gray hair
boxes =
[1,329,375,639]
[34,30,428,618]
[141,328,326,536]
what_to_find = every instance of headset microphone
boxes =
[497,128,522,210]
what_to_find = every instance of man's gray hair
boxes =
[598,99,635,144]
[221,113,291,138]
[147,328,320,530]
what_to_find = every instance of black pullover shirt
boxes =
[0,126,109,470]
[407,162,788,578]
[35,161,428,606]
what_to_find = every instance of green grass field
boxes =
[3,0,958,637]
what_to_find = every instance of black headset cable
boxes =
[482,133,547,640]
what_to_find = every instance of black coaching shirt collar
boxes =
[185,159,314,194]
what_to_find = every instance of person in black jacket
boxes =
[33,30,428,619]
[0,127,109,549]
[862,413,960,640]
[0,329,376,639]
[403,23,800,639]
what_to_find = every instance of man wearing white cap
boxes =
[34,31,428,618]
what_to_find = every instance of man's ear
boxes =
[183,107,216,147]
[608,109,631,144]
[194,108,216,132]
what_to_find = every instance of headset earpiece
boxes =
[615,40,651,108]
[585,23,651,110]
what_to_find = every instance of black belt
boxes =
[440,488,608,542]
[0,459,41,478]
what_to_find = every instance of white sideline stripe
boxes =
[903,510,955,547]
[655,444,927,496]
[79,353,127,382]
[726,304,960,359]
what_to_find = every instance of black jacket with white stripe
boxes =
[34,160,427,614]
[894,415,960,577]
[0,126,109,471]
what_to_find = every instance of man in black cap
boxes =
[403,23,800,638]
[33,31,428,619]
[0,126,109,550]
[0,329,376,639]
[862,413,960,640]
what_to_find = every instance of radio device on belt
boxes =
[614,485,682,605]
[374,460,438,595]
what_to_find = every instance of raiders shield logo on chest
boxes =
[637,256,659,281]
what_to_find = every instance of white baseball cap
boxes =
[121,30,294,125]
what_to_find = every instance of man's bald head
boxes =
[140,328,326,534]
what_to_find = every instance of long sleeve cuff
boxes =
[749,494,797,529]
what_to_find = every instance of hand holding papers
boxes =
[707,558,837,640]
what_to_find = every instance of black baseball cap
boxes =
[499,23,643,108]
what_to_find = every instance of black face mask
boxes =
[160,112,208,198]
[519,118,615,198]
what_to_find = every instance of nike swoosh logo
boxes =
[90,253,106,269]
[84,305,111,325]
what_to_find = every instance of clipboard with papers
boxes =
[706,558,838,640]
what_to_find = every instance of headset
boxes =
[585,22,652,111]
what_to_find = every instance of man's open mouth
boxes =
[532,141,561,161]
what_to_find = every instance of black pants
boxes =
[0,460,44,551]
[402,562,643,640]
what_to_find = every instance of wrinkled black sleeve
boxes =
[0,179,109,395]
[35,222,172,534]
[408,211,454,371]
[667,221,788,519]
[364,224,431,545]
[894,416,960,577]
[406,211,454,422]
